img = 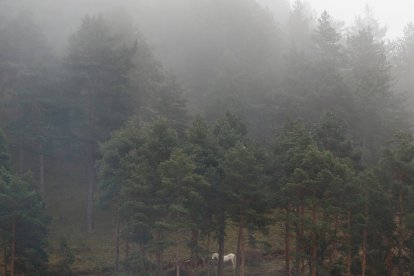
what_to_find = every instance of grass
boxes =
[45,156,118,274]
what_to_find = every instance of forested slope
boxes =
[1,0,414,275]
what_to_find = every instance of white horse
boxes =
[211,252,236,269]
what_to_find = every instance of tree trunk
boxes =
[237,210,246,276]
[125,236,129,260]
[18,137,24,176]
[385,248,393,276]
[327,213,340,271]
[156,230,163,276]
[300,203,305,274]
[10,216,15,276]
[285,206,291,276]
[39,150,45,194]
[176,231,180,276]
[398,190,404,276]
[362,189,368,276]
[191,228,199,257]
[217,210,225,276]
[362,228,367,276]
[193,228,199,276]
[347,208,351,276]
[311,205,318,276]
[176,263,180,276]
[3,232,7,276]
[295,205,301,275]
[115,206,120,273]
[207,232,211,276]
[86,154,95,232]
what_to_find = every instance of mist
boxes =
[1,0,414,275]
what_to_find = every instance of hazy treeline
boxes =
[0,0,414,275]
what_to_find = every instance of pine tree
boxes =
[0,130,49,276]
[391,23,414,110]
[98,120,144,272]
[379,132,414,275]
[222,142,267,276]
[0,11,58,188]
[185,116,220,259]
[287,0,313,53]
[311,12,353,124]
[65,15,136,232]
[314,11,342,66]
[313,113,362,275]
[271,120,313,274]
[349,5,388,41]
[159,148,208,274]
[347,28,402,164]
[211,112,249,276]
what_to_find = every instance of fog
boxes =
[1,0,414,275]
[2,0,410,52]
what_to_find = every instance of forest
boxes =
[1,0,414,275]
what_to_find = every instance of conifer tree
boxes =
[65,15,136,232]
[0,130,49,276]
[379,132,414,275]
[222,142,266,276]
[272,120,313,274]
[211,112,249,276]
[185,116,220,258]
[347,28,401,164]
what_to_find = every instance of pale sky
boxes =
[301,0,414,38]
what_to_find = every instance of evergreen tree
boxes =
[271,120,313,274]
[0,130,49,276]
[311,12,352,123]
[287,0,313,53]
[379,132,414,275]
[185,116,220,258]
[349,5,388,41]
[210,112,249,276]
[222,142,267,276]
[358,170,394,275]
[159,148,208,273]
[313,113,362,275]
[313,11,342,66]
[98,120,144,272]
[0,10,59,187]
[391,23,414,111]
[65,15,136,232]
[272,119,359,275]
[346,28,402,164]
[99,119,179,275]
[314,112,361,165]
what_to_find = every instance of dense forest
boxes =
[1,0,414,275]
